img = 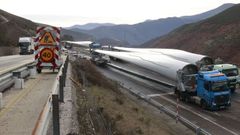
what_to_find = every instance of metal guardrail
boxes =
[32,56,69,135]
[0,61,34,92]
[108,63,212,135]
[123,85,211,135]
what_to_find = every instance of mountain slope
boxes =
[71,3,234,46]
[143,4,240,65]
[61,29,94,41]
[0,9,36,46]
[181,3,234,23]
[0,9,95,47]
[66,23,115,30]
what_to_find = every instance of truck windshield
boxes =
[222,69,238,77]
[19,42,30,47]
[211,81,228,92]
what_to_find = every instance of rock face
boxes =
[143,4,240,65]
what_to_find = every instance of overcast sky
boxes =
[1,0,239,27]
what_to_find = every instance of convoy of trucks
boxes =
[31,41,236,110]
[94,49,233,110]
[112,47,240,93]
[18,37,34,55]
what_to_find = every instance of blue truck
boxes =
[175,70,231,110]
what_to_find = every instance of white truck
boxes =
[18,37,34,55]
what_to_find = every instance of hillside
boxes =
[71,3,234,46]
[0,9,94,48]
[0,9,36,46]
[143,4,240,65]
[96,37,129,47]
[61,29,94,41]
[66,23,115,30]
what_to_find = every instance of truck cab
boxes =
[196,70,231,110]
[19,37,34,55]
[212,64,239,93]
[89,42,110,66]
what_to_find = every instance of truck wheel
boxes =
[201,100,207,110]
[37,68,42,73]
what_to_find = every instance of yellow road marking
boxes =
[0,75,42,118]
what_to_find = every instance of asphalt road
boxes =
[0,55,34,75]
[97,61,240,135]
[0,70,57,135]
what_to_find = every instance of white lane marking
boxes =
[214,112,221,117]
[147,92,174,97]
[156,94,239,135]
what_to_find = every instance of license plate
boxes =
[219,106,225,109]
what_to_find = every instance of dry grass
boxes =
[72,59,193,135]
[71,59,118,91]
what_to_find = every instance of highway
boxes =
[0,71,57,134]
[0,54,64,134]
[0,52,239,135]
[0,55,34,75]
[97,61,240,135]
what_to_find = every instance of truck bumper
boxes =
[211,102,231,110]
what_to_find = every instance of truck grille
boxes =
[229,79,236,83]
[215,95,229,105]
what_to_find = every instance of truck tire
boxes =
[201,100,207,110]
[37,68,42,73]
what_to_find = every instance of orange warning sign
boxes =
[40,48,54,62]
[39,32,55,45]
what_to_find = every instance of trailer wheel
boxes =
[37,68,42,73]
[201,100,207,110]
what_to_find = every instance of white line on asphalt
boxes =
[214,112,221,117]
[147,92,174,97]
[157,94,239,135]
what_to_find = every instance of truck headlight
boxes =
[212,102,216,106]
